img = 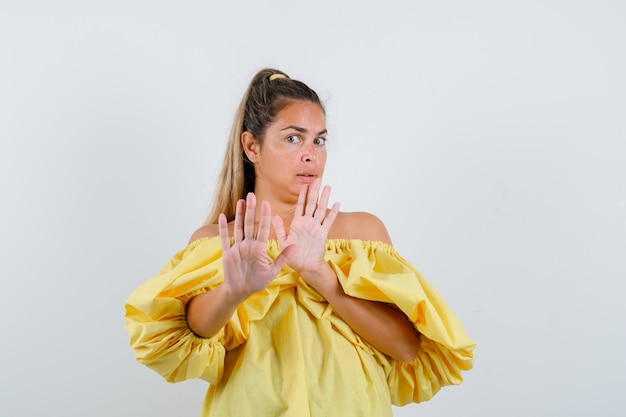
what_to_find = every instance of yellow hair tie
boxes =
[269,73,288,81]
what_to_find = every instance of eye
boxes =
[286,135,302,144]
[314,137,326,146]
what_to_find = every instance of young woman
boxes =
[125,68,475,416]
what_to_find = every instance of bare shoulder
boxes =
[188,224,220,245]
[329,211,392,244]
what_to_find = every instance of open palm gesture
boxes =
[219,193,295,300]
[272,179,340,279]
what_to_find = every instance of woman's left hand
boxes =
[272,179,340,287]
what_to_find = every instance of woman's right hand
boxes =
[187,193,295,338]
[218,193,296,302]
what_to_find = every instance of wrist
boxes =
[300,262,340,297]
[219,280,250,306]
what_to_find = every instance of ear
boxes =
[241,131,260,162]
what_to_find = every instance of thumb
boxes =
[271,244,298,273]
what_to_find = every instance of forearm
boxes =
[304,264,421,362]
[186,285,244,338]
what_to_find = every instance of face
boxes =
[243,100,327,202]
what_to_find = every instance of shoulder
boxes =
[329,211,392,244]
[188,224,220,245]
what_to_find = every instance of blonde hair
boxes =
[204,68,324,224]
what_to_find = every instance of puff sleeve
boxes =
[124,238,244,384]
[325,240,475,405]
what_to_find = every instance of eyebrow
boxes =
[280,125,328,136]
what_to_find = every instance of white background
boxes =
[1,1,625,416]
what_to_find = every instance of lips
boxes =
[296,172,318,182]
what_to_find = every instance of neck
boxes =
[252,185,300,238]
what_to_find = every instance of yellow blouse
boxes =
[124,238,475,417]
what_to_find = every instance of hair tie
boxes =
[269,73,288,81]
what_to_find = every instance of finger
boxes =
[244,193,256,240]
[271,215,287,245]
[314,185,332,222]
[295,184,308,216]
[218,213,231,251]
[322,202,341,231]
[270,244,299,275]
[233,199,245,243]
[256,200,271,242]
[305,178,321,216]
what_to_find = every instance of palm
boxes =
[273,179,340,276]
[221,239,278,295]
[219,194,295,300]
[281,214,329,272]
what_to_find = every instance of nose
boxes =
[301,142,317,162]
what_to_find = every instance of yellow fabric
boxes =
[124,237,475,416]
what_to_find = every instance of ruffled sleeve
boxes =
[325,240,475,405]
[124,237,242,384]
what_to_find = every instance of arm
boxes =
[187,280,246,338]
[304,263,421,362]
[187,193,295,338]
[273,180,421,362]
